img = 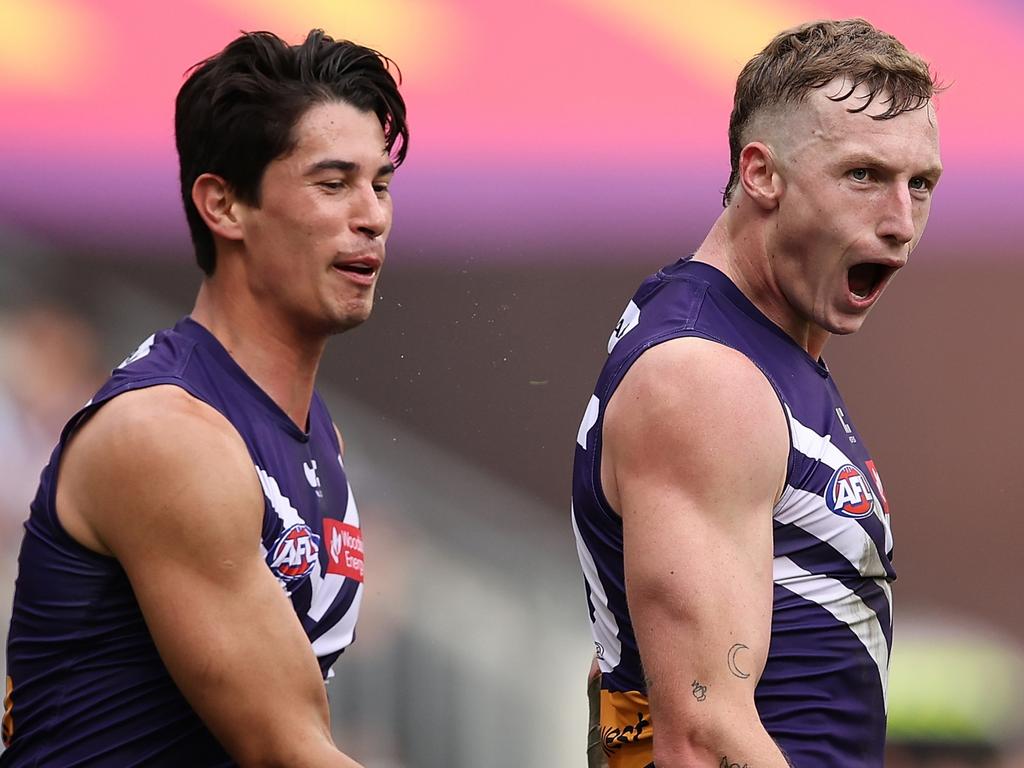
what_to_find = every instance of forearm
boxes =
[197,682,362,768]
[236,737,364,768]
[171,639,363,768]
[652,708,790,768]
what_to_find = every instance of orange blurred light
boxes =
[208,0,466,80]
[565,0,818,87]
[0,0,106,92]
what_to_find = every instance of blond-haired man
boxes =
[573,19,942,768]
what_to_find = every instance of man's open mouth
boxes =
[847,262,894,300]
[336,263,376,275]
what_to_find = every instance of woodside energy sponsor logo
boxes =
[324,519,364,583]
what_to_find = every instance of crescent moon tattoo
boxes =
[727,644,751,679]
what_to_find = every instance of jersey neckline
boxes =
[175,316,313,442]
[662,256,831,378]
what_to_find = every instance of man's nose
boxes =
[351,185,388,239]
[876,184,916,247]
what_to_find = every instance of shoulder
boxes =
[604,337,788,504]
[58,384,262,556]
[74,384,245,466]
[609,336,782,432]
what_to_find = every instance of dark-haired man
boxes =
[2,29,406,767]
[572,19,942,768]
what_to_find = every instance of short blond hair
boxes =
[723,18,940,206]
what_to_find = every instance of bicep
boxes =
[605,339,788,731]
[621,474,775,696]
[63,387,335,763]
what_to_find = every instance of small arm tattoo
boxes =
[727,643,751,679]
[720,757,751,768]
[691,679,708,702]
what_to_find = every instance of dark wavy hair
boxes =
[175,29,409,274]
[723,18,940,207]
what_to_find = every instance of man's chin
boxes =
[825,312,870,336]
[326,304,374,335]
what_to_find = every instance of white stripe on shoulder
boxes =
[774,557,890,710]
[117,333,156,369]
[571,503,621,673]
[607,300,641,354]
[577,395,600,450]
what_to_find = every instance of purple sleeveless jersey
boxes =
[572,258,895,767]
[2,317,365,767]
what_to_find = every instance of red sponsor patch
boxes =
[865,459,890,515]
[323,520,365,583]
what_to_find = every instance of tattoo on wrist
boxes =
[691,679,708,702]
[727,643,751,679]
[720,757,751,768]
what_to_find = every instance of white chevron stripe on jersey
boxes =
[785,404,853,471]
[117,333,156,369]
[577,395,600,450]
[775,486,889,579]
[774,557,890,710]
[784,408,889,531]
[256,465,304,527]
[308,479,361,623]
[341,472,360,526]
[307,571,350,624]
[608,300,641,353]
[257,465,362,658]
[572,503,622,673]
[311,586,362,658]
[878,576,893,634]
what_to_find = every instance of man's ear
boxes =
[738,142,783,212]
[191,173,245,243]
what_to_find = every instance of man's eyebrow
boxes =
[840,153,893,169]
[840,154,943,179]
[305,159,396,177]
[306,159,358,175]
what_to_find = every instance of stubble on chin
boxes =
[326,299,375,336]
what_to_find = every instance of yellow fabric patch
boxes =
[591,687,653,768]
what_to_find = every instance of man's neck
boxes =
[694,208,830,360]
[191,281,326,431]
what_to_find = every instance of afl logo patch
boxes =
[268,524,321,582]
[826,464,875,518]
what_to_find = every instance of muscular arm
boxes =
[56,386,362,768]
[602,338,790,768]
